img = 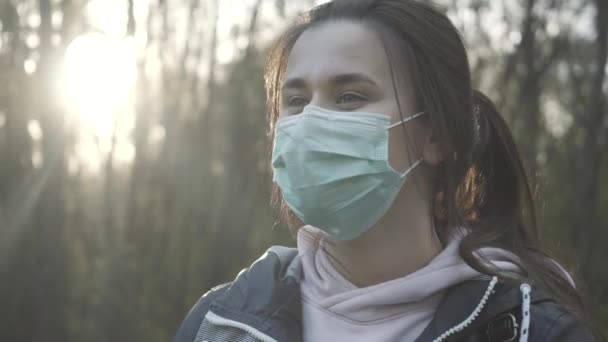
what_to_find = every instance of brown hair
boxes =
[265,0,592,331]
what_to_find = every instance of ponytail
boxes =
[469,89,537,243]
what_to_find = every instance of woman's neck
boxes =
[322,196,442,288]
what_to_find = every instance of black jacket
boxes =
[174,246,594,342]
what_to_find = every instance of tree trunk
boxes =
[577,0,608,296]
[505,0,564,185]
[29,1,69,340]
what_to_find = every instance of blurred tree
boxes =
[574,0,608,309]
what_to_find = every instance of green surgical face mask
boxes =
[271,105,426,240]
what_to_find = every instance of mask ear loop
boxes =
[398,158,423,179]
[386,110,426,129]
[385,111,426,178]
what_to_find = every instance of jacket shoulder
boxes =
[172,245,300,342]
[528,300,595,341]
[417,278,596,342]
[173,282,231,342]
[488,280,595,341]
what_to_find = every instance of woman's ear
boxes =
[423,132,443,166]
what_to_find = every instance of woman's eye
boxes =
[337,92,367,104]
[287,96,309,107]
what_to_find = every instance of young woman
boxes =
[174,0,597,341]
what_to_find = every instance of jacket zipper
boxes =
[205,310,279,342]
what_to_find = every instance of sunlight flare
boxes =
[62,32,137,171]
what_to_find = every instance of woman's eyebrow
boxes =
[329,73,377,86]
[281,73,377,91]
[282,78,307,91]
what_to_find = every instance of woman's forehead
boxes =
[285,20,392,86]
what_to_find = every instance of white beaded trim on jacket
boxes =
[431,276,498,342]
[519,283,532,342]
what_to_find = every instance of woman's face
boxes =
[280,20,427,173]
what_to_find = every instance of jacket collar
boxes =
[210,246,303,342]
[210,246,551,342]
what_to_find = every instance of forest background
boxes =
[0,0,607,341]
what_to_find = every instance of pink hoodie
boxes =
[297,225,522,342]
